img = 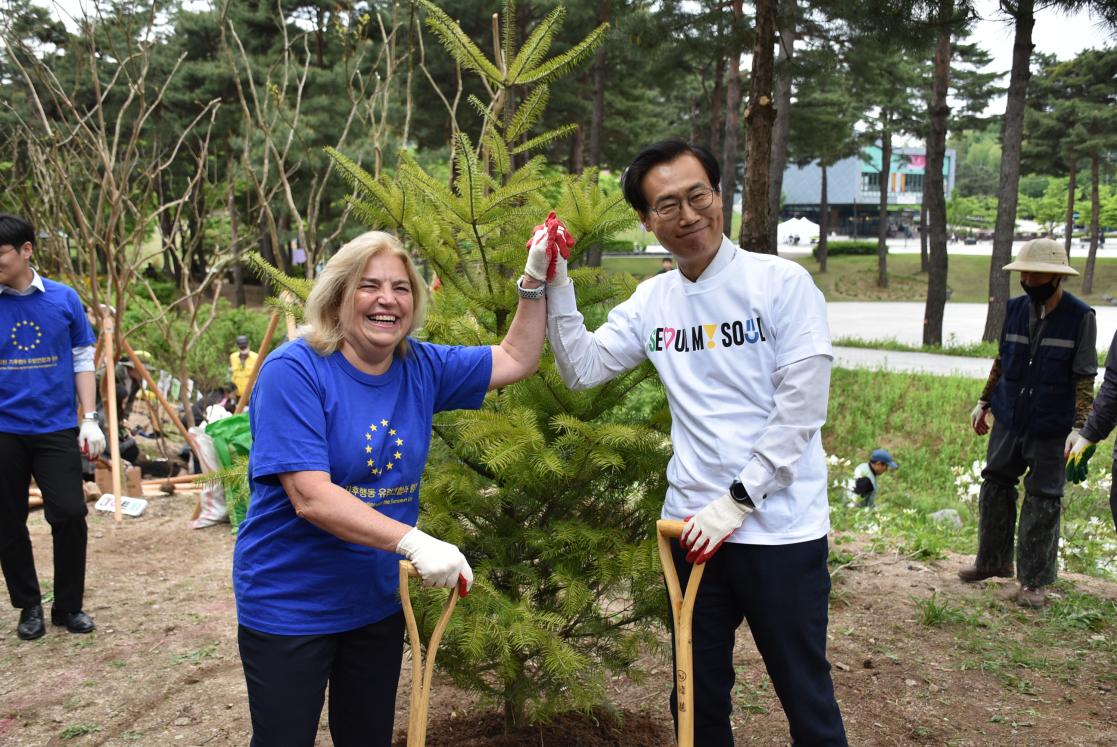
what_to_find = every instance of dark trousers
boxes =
[0,429,88,612]
[667,537,847,746]
[238,612,405,747]
[977,422,1064,587]
[1109,459,1117,534]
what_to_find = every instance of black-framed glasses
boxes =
[652,187,716,221]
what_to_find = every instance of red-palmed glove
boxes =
[680,493,753,564]
[78,418,106,461]
[524,210,575,285]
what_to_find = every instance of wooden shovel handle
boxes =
[656,519,704,747]
[399,560,461,747]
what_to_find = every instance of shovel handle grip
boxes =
[657,518,686,539]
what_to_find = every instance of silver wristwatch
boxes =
[516,276,546,300]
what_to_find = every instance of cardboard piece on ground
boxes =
[95,464,142,498]
[95,493,148,517]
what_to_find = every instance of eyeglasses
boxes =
[651,187,716,221]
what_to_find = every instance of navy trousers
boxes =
[0,429,88,612]
[238,612,405,747]
[667,536,847,746]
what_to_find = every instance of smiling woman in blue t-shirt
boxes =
[233,227,559,746]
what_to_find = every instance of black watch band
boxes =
[729,479,755,509]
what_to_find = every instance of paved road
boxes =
[779,235,1111,259]
[831,346,993,379]
[828,302,1117,383]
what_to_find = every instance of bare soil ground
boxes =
[2,493,1116,746]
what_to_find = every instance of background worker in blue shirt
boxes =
[0,213,105,640]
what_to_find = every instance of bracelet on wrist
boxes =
[516,276,546,300]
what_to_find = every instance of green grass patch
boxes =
[60,724,102,740]
[915,592,968,626]
[796,253,1117,306]
[171,643,219,665]
[601,255,673,279]
[813,240,878,259]
[833,335,1107,365]
[602,241,1117,311]
[825,368,1117,580]
[833,336,1000,359]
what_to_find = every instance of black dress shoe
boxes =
[51,608,95,634]
[17,605,45,641]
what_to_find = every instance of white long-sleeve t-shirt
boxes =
[547,236,833,545]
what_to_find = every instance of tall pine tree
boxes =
[324,0,671,729]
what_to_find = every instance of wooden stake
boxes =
[118,338,207,518]
[100,316,123,521]
[399,560,461,747]
[234,309,280,415]
[657,519,705,747]
[118,338,201,458]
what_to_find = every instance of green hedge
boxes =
[812,240,881,259]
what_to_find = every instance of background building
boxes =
[781,145,957,238]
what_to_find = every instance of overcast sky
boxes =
[972,0,1115,113]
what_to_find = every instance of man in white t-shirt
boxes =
[540,141,846,745]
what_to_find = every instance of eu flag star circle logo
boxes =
[9,320,43,352]
[362,418,404,479]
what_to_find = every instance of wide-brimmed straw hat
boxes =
[1002,238,1079,276]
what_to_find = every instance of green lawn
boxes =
[603,250,1117,307]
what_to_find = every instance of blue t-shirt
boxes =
[0,279,95,434]
[233,337,492,635]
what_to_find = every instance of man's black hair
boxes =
[621,140,720,216]
[0,214,35,249]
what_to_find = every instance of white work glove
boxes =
[523,211,574,286]
[78,418,106,461]
[970,401,991,436]
[524,225,552,284]
[396,527,473,595]
[680,493,753,565]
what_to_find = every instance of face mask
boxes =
[1020,278,1058,304]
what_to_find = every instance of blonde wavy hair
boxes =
[302,231,429,358]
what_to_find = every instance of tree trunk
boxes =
[818,164,829,273]
[709,56,725,156]
[920,199,929,272]
[923,22,951,346]
[587,0,608,168]
[983,0,1034,342]
[767,0,797,250]
[877,124,892,287]
[569,123,584,174]
[580,0,609,269]
[259,213,277,270]
[227,139,245,308]
[739,0,777,253]
[721,0,743,233]
[1083,150,1099,294]
[1063,160,1076,258]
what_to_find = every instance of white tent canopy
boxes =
[777,217,820,245]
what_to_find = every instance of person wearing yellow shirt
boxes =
[230,335,259,397]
